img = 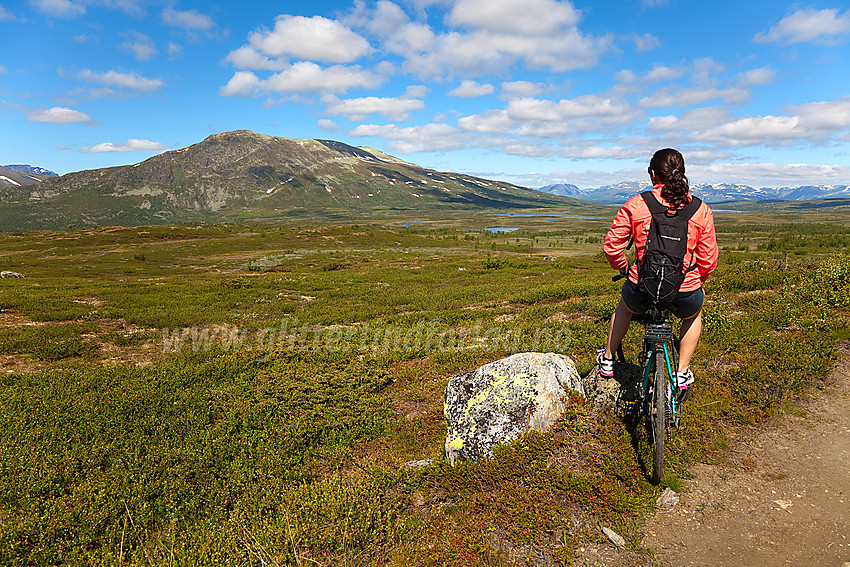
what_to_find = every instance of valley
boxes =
[0,210,847,565]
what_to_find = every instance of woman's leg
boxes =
[677,309,702,373]
[605,298,636,359]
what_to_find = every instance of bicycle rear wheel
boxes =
[650,350,667,484]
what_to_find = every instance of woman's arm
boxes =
[602,202,634,273]
[694,206,718,282]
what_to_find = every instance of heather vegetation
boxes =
[0,208,848,565]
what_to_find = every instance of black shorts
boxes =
[621,279,704,319]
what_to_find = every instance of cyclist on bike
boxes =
[597,148,718,400]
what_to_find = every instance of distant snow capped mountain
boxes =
[536,183,586,198]
[4,164,59,176]
[691,183,850,202]
[0,165,53,189]
[585,181,650,204]
[535,182,850,204]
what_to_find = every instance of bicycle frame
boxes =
[642,311,680,429]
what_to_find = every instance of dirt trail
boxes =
[642,342,850,567]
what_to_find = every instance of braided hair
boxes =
[649,148,689,209]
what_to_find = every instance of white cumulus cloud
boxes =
[640,86,749,109]
[324,87,426,121]
[161,7,216,31]
[632,33,660,52]
[457,92,638,139]
[737,67,775,87]
[26,106,93,124]
[500,81,544,97]
[754,8,850,45]
[457,110,513,133]
[360,0,436,55]
[692,163,850,185]
[448,80,494,98]
[120,32,157,61]
[31,0,85,18]
[348,122,467,152]
[78,69,164,92]
[81,139,167,153]
[219,71,262,97]
[223,46,289,71]
[689,96,850,147]
[317,118,338,131]
[262,62,383,95]
[221,62,384,98]
[644,65,686,82]
[507,94,634,122]
[246,15,373,64]
[448,0,580,35]
[413,28,612,77]
[647,107,735,132]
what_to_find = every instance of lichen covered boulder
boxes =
[444,352,584,465]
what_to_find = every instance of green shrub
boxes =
[0,350,394,565]
[796,254,850,309]
[32,336,99,361]
[0,323,98,360]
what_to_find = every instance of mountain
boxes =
[537,181,850,204]
[537,183,584,199]
[0,165,54,189]
[4,164,59,177]
[0,130,589,232]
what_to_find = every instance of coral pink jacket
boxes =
[603,185,718,293]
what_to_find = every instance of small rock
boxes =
[401,459,432,470]
[656,487,680,507]
[1,271,25,279]
[602,527,626,548]
[544,256,557,262]
[772,499,793,511]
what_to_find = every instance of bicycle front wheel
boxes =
[651,350,667,484]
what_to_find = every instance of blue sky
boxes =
[2,0,849,188]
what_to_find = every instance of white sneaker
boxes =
[596,349,615,378]
[676,367,694,389]
[675,367,694,403]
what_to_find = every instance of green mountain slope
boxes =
[2,130,588,231]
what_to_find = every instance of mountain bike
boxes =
[612,275,681,485]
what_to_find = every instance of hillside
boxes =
[0,131,589,232]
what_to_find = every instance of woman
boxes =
[597,148,718,400]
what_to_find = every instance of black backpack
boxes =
[636,191,702,305]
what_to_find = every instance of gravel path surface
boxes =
[642,341,850,567]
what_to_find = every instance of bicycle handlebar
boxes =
[612,273,626,282]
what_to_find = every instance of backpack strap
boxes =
[640,190,702,220]
[640,191,667,215]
